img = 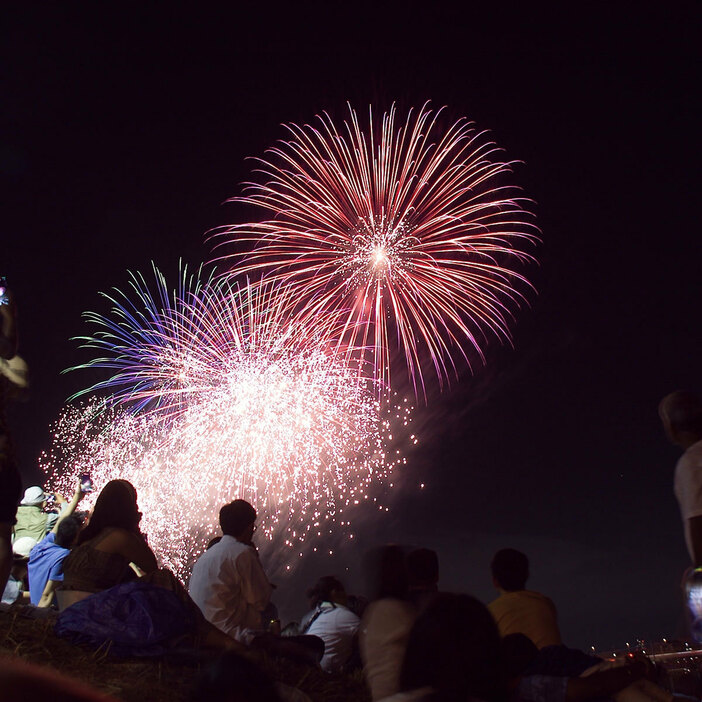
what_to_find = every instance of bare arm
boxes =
[37,579,59,608]
[565,661,650,702]
[51,481,85,535]
[105,529,158,573]
[687,516,702,567]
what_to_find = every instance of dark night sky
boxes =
[3,4,700,649]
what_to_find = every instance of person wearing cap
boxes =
[12,486,62,548]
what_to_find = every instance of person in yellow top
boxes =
[487,548,562,649]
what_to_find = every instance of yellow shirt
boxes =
[488,590,561,649]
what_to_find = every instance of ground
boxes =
[0,606,369,702]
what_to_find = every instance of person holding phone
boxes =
[28,478,87,607]
[0,278,22,596]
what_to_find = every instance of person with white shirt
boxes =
[660,391,702,642]
[189,499,273,644]
[659,391,702,566]
[301,575,360,673]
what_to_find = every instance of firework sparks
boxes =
[54,269,411,576]
[213,103,539,394]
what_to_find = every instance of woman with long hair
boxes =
[62,479,156,591]
[58,479,243,654]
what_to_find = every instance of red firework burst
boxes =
[213,102,539,394]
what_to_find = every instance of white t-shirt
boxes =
[304,602,360,673]
[673,439,702,562]
[188,535,272,643]
[360,599,416,700]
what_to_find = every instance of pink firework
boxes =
[213,103,539,394]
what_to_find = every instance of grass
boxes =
[0,606,370,702]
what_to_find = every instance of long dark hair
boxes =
[76,479,141,546]
[400,593,507,702]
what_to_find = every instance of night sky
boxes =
[3,5,700,649]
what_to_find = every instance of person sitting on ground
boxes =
[189,499,274,644]
[1,551,30,604]
[501,632,677,702]
[301,575,360,673]
[360,545,416,701]
[61,479,157,592]
[188,650,287,702]
[659,391,702,567]
[407,548,439,610]
[28,479,86,607]
[12,485,62,549]
[384,592,509,702]
[59,479,240,653]
[488,548,562,649]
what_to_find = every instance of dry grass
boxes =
[0,606,370,702]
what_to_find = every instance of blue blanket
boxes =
[55,581,197,657]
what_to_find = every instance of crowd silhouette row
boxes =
[1,479,685,702]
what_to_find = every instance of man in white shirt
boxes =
[660,391,702,565]
[301,575,360,673]
[189,499,273,644]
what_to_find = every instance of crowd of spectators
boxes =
[4,383,702,700]
[2,479,690,702]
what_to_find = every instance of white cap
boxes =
[12,536,37,558]
[20,486,46,506]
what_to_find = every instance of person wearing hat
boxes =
[12,486,62,549]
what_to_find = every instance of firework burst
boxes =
[213,102,539,394]
[55,268,411,576]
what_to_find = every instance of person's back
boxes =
[189,535,269,639]
[28,532,70,605]
[360,546,416,700]
[488,548,561,649]
[13,487,50,544]
[62,529,139,592]
[188,500,272,644]
[62,480,158,593]
[488,589,561,649]
[302,575,360,673]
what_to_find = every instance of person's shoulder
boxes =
[675,445,702,483]
[364,598,414,623]
[685,440,702,461]
[36,532,56,547]
[488,592,506,607]
[220,536,252,554]
[218,536,256,564]
[97,527,140,547]
[522,589,553,602]
[332,604,360,623]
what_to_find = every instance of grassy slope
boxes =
[0,608,369,702]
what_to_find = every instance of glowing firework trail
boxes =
[214,103,539,393]
[58,268,411,576]
[69,264,215,420]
